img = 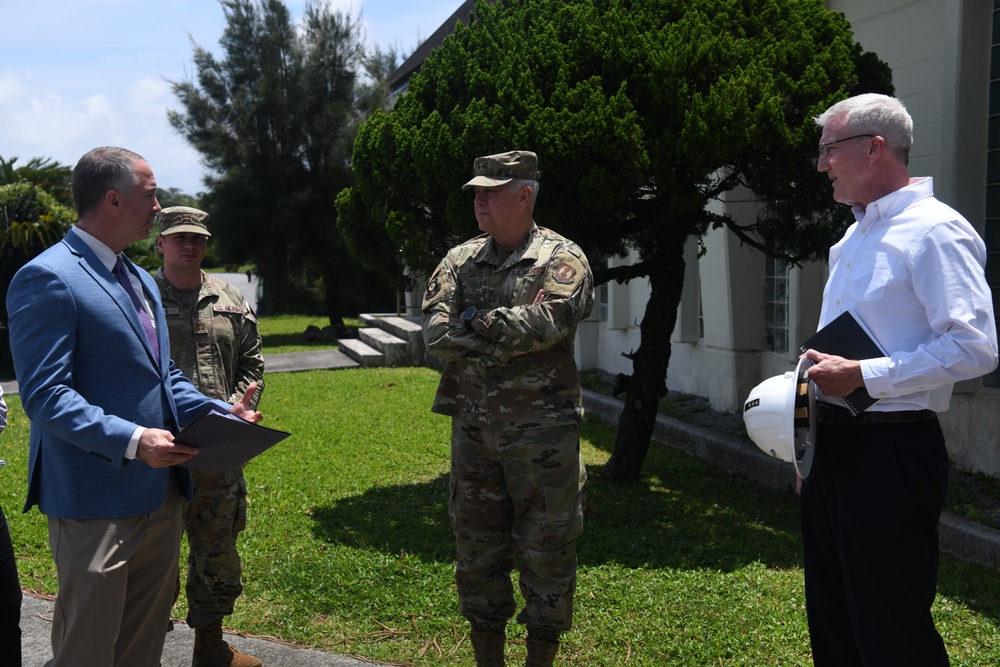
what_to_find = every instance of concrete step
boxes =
[359,313,427,366]
[338,338,385,367]
[358,327,410,366]
[376,316,422,343]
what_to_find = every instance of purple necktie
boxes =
[112,257,159,362]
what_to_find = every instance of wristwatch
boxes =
[462,306,478,331]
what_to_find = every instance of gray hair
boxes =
[509,179,540,208]
[814,93,913,165]
[72,146,146,217]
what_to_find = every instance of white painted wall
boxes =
[399,1,1000,475]
[578,0,1000,474]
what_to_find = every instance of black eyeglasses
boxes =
[817,134,875,159]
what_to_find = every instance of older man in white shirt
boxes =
[803,93,998,666]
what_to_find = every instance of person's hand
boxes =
[802,349,865,397]
[137,428,198,468]
[230,382,263,423]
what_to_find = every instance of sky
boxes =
[0,0,464,195]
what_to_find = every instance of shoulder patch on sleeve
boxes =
[552,263,578,284]
[425,276,442,300]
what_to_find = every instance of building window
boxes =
[764,257,790,353]
[598,282,609,322]
[984,0,1000,387]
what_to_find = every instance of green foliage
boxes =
[3,367,1000,664]
[0,182,76,322]
[168,0,397,323]
[340,0,891,282]
[337,0,894,480]
[0,156,72,207]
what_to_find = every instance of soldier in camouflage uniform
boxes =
[154,206,265,667]
[422,151,594,667]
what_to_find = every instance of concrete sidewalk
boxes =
[20,593,375,667]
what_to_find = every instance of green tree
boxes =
[0,156,72,207]
[168,0,394,321]
[337,0,893,480]
[0,181,76,376]
[0,157,74,320]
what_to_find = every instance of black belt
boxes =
[816,403,937,426]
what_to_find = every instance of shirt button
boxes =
[880,392,887,396]
[861,227,868,233]
[835,299,841,306]
[846,262,851,269]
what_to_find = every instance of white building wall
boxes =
[581,0,1000,474]
[400,1,1000,475]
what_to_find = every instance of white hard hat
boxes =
[742,356,816,478]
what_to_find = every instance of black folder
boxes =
[175,405,290,473]
[800,311,887,416]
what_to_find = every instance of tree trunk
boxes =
[258,241,292,316]
[320,262,346,328]
[600,230,688,481]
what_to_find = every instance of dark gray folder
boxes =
[800,311,887,416]
[176,406,290,472]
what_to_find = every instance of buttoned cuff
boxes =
[860,358,895,400]
[126,426,144,460]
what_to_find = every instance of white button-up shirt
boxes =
[817,177,998,412]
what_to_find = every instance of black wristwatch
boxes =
[462,306,478,331]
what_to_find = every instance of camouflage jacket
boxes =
[154,269,264,406]
[422,224,594,430]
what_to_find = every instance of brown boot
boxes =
[192,617,263,667]
[468,619,506,667]
[525,626,560,667]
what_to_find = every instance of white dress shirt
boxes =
[817,177,998,412]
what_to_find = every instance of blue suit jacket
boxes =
[6,230,230,519]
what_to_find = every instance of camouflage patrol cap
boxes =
[462,150,540,190]
[158,206,211,237]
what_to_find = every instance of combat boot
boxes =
[192,617,263,667]
[469,618,506,667]
[525,626,560,667]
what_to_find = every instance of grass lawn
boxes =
[3,367,1000,665]
[257,314,363,355]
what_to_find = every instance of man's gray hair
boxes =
[72,146,146,217]
[510,179,540,208]
[814,93,913,165]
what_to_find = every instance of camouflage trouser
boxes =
[182,466,248,628]
[450,420,587,631]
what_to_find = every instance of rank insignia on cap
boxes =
[553,263,577,284]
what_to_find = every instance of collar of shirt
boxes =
[71,225,155,318]
[478,223,540,268]
[70,225,118,273]
[852,176,934,228]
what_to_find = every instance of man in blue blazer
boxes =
[6,146,262,667]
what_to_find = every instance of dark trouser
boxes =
[800,417,949,666]
[0,504,22,666]
[449,421,586,631]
